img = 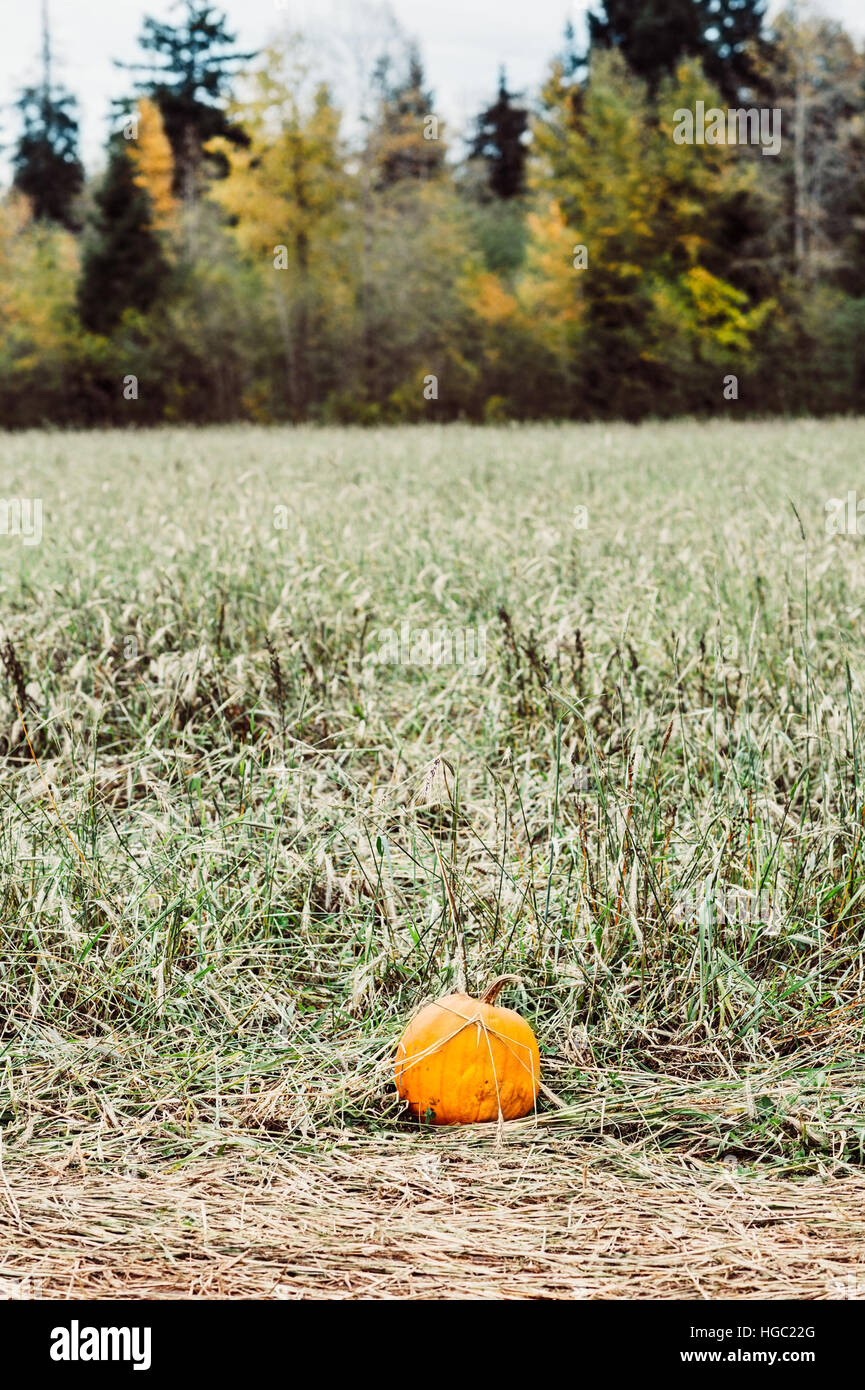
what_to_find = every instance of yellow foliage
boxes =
[0,192,80,367]
[520,200,583,333]
[128,99,176,230]
[471,271,518,326]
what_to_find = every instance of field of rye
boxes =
[1,417,865,1299]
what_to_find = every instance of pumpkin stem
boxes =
[481,974,522,1004]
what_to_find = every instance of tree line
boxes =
[1,0,864,426]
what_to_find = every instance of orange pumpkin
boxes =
[394,976,540,1124]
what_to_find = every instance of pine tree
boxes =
[12,1,83,228]
[116,0,256,194]
[369,44,444,187]
[77,138,170,335]
[530,50,771,416]
[469,69,529,200]
[586,0,767,100]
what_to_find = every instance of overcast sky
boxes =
[2,0,864,178]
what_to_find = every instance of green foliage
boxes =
[77,139,170,337]
[116,0,256,191]
[12,0,83,230]
[586,0,767,99]
[0,6,863,425]
[465,198,528,276]
[468,69,529,200]
[0,195,82,424]
[13,84,84,229]
[207,45,353,418]
[369,44,445,188]
[528,52,774,417]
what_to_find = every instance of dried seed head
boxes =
[413,755,455,808]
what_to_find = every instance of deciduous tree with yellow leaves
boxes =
[207,42,351,416]
[127,98,177,231]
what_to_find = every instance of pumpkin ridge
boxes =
[481,1019,539,1113]
[477,1017,506,1119]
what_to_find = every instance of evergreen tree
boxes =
[370,45,444,187]
[586,0,767,100]
[469,69,529,200]
[77,139,170,336]
[530,50,771,416]
[116,0,256,193]
[12,1,83,228]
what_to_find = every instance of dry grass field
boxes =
[1,418,865,1299]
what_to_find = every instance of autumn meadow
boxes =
[2,0,865,1308]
